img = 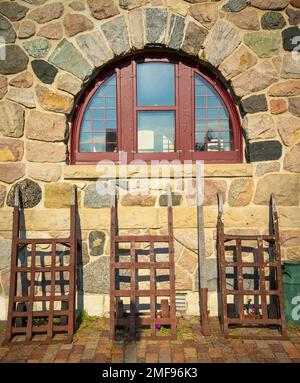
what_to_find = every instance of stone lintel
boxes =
[63,164,253,179]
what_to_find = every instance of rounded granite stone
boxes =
[0,45,28,75]
[0,15,16,43]
[223,0,247,12]
[83,256,109,294]
[246,140,283,162]
[282,26,300,51]
[22,37,51,58]
[31,59,58,84]
[291,0,300,9]
[49,39,93,81]
[88,230,106,256]
[7,178,42,208]
[261,12,286,29]
[241,94,268,113]
[69,1,85,11]
[0,2,29,21]
[286,7,300,25]
[159,193,182,207]
[288,97,300,117]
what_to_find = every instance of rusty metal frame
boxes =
[3,186,78,345]
[217,193,288,340]
[110,184,176,340]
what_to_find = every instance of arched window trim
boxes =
[71,52,243,164]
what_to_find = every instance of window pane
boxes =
[80,74,117,153]
[194,73,232,152]
[137,62,175,106]
[138,111,174,153]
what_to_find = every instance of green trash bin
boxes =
[282,260,300,326]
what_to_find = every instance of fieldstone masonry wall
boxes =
[0,0,300,319]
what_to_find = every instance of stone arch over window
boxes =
[43,9,251,165]
[0,4,286,169]
[70,52,243,164]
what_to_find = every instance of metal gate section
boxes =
[217,193,287,340]
[110,185,176,340]
[4,186,78,344]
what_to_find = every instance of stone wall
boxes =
[0,0,300,319]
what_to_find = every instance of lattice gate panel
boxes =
[217,193,288,340]
[110,186,176,340]
[3,186,78,345]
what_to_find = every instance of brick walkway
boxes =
[1,318,300,363]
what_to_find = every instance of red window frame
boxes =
[71,53,242,164]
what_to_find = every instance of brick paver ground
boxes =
[0,318,300,363]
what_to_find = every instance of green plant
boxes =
[208,329,219,344]
[77,309,98,326]
[73,309,98,341]
[33,317,48,326]
[176,322,186,340]
[157,326,171,336]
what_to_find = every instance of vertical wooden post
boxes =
[26,242,36,342]
[167,184,176,338]
[271,194,288,339]
[4,187,20,343]
[130,240,136,339]
[149,241,156,337]
[217,192,228,336]
[110,181,116,340]
[69,185,77,340]
[236,238,244,321]
[196,164,211,336]
[47,241,56,340]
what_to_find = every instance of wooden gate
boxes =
[3,186,78,344]
[217,193,288,340]
[110,184,176,340]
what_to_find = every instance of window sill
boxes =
[63,163,253,179]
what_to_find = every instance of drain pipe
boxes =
[196,162,211,336]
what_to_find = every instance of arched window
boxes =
[71,54,242,164]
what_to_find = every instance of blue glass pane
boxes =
[80,74,117,153]
[220,130,231,142]
[93,132,105,143]
[207,109,220,119]
[94,143,105,152]
[194,73,232,152]
[196,108,206,119]
[219,120,230,130]
[207,96,222,107]
[195,96,205,106]
[207,120,220,131]
[196,131,206,142]
[93,109,105,120]
[106,120,116,130]
[137,62,175,106]
[93,121,105,132]
[106,109,116,120]
[80,132,91,144]
[106,98,116,108]
[219,108,229,119]
[195,120,207,130]
[80,143,93,152]
[89,97,104,108]
[138,111,174,153]
[81,120,92,133]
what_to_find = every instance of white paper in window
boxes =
[138,130,154,152]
